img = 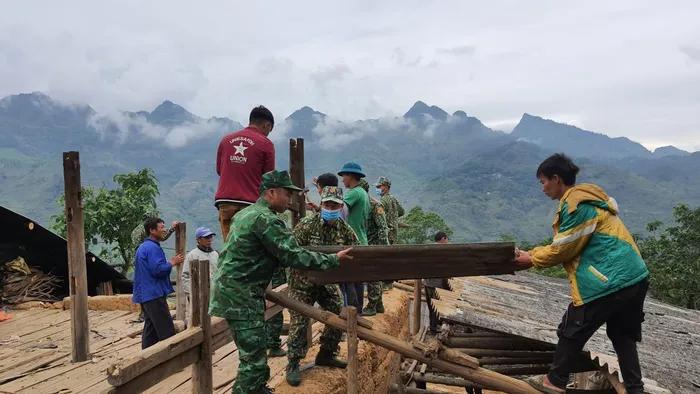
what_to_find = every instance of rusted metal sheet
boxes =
[300,242,517,284]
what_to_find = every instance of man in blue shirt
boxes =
[132,217,185,349]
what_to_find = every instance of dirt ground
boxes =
[271,289,411,394]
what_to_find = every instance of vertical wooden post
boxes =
[190,259,201,327]
[289,138,314,345]
[412,279,422,335]
[193,259,213,393]
[63,151,90,362]
[346,306,359,394]
[175,222,187,323]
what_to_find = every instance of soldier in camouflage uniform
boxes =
[209,170,353,394]
[130,210,178,322]
[264,267,287,357]
[358,179,389,316]
[130,210,178,250]
[374,176,405,290]
[285,186,357,386]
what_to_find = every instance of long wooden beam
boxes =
[265,289,542,394]
[300,242,517,284]
[63,151,90,362]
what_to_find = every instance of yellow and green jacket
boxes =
[530,184,649,306]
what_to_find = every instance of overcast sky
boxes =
[1,1,698,151]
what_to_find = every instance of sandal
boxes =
[524,375,566,394]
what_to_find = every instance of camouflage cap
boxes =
[142,209,160,220]
[260,170,303,193]
[358,178,370,192]
[374,176,391,187]
[320,186,344,204]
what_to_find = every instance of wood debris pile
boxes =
[1,257,61,305]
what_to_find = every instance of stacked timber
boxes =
[302,242,516,284]
[1,257,60,305]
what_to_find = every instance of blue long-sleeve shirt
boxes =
[132,238,174,304]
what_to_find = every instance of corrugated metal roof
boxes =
[431,272,700,394]
[0,205,128,298]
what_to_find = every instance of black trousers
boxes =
[424,286,439,333]
[341,282,364,314]
[140,296,176,349]
[548,278,649,393]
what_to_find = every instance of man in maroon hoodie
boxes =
[215,105,276,242]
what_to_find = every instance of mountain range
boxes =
[1,92,699,252]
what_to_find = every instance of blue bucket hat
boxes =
[338,161,366,178]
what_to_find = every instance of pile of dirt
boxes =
[272,289,410,394]
[62,295,176,311]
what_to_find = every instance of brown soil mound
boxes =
[272,289,410,394]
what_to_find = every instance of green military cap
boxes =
[260,170,303,193]
[358,178,370,192]
[320,186,344,204]
[374,176,391,187]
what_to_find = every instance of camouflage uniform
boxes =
[358,179,389,315]
[130,210,176,250]
[375,177,405,243]
[264,267,286,353]
[285,186,357,386]
[209,171,340,394]
[375,176,405,289]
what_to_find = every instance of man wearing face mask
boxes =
[375,176,405,290]
[210,170,354,394]
[285,186,357,386]
[358,178,389,316]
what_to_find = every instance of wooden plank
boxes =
[192,260,213,393]
[346,306,359,394]
[63,150,90,362]
[103,346,200,394]
[265,288,541,394]
[106,327,203,387]
[301,242,517,284]
[175,222,187,323]
[402,372,483,389]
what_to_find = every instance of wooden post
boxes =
[289,138,314,346]
[192,260,213,393]
[346,306,359,394]
[63,151,89,362]
[175,222,187,323]
[412,279,422,335]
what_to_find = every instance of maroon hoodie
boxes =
[215,126,275,207]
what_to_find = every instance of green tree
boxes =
[398,206,453,244]
[638,204,700,309]
[51,168,160,273]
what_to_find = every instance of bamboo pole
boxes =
[63,151,89,362]
[412,279,422,335]
[175,222,187,323]
[347,306,359,394]
[265,289,542,394]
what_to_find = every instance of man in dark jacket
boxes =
[132,217,184,349]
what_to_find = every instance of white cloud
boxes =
[0,0,699,151]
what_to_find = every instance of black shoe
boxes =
[315,348,348,369]
[261,385,275,393]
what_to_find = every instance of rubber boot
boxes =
[268,346,287,357]
[315,347,348,369]
[362,306,377,317]
[285,363,301,386]
[376,300,385,314]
